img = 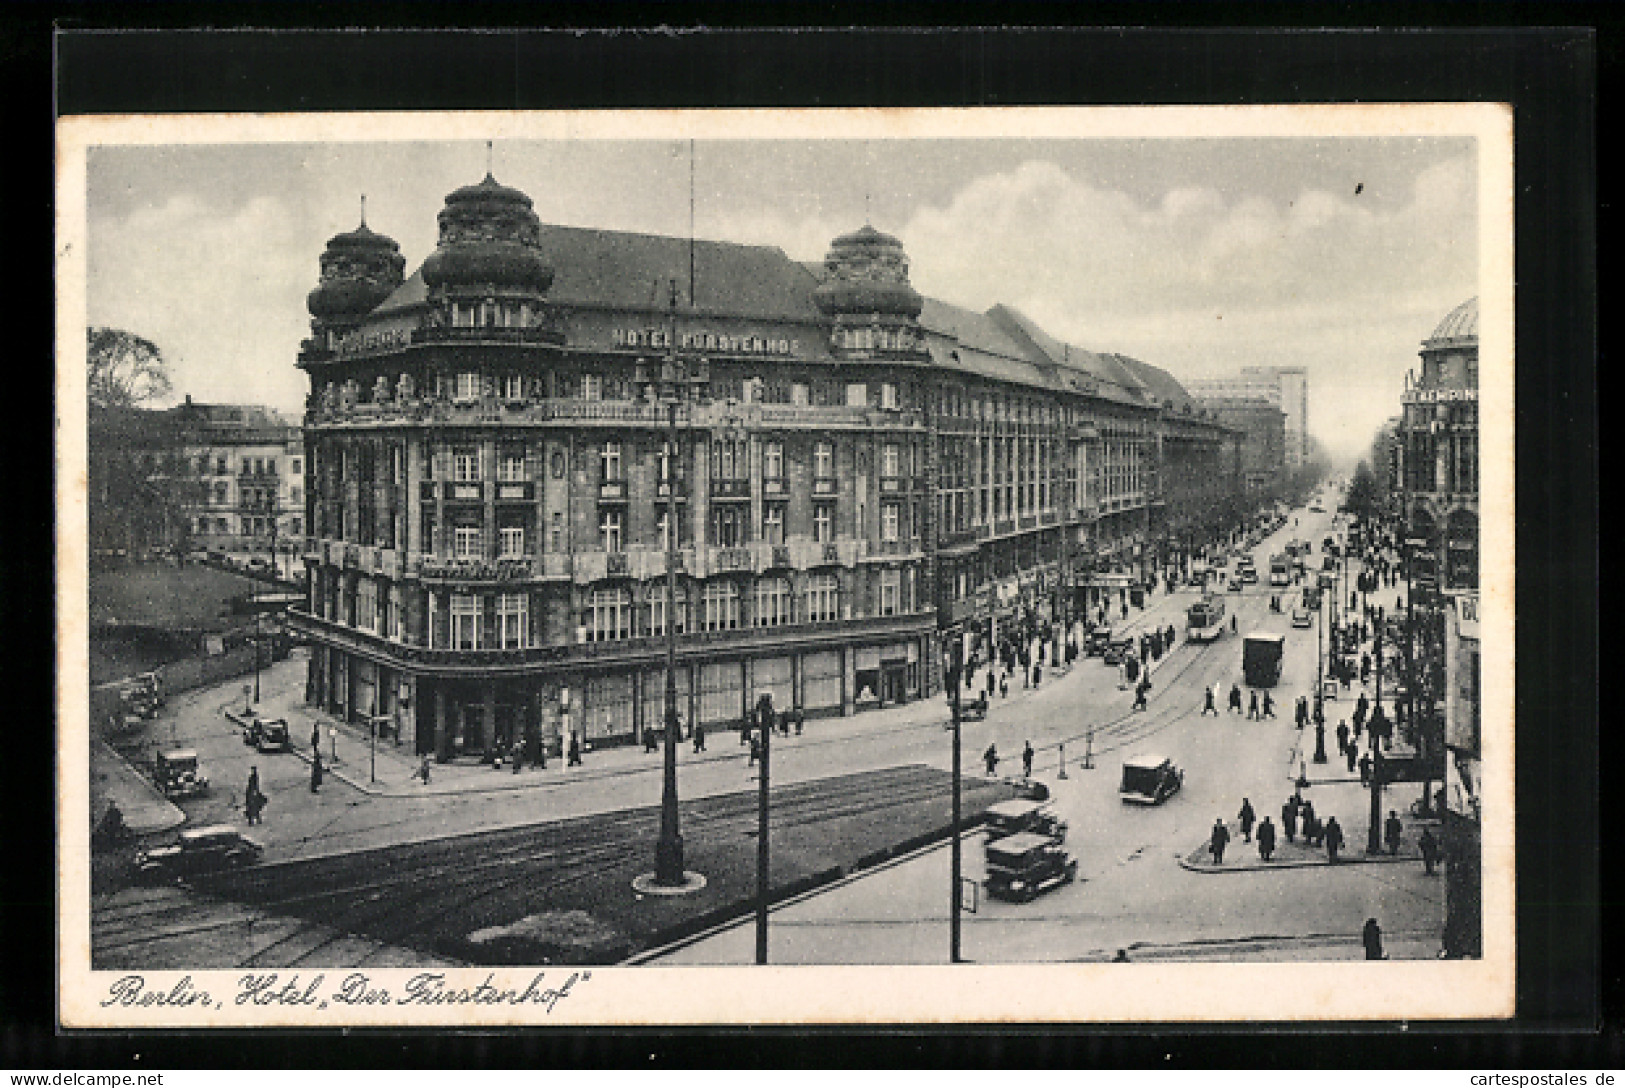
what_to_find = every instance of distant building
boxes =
[1186,365,1309,470]
[1194,396,1285,493]
[1401,297,1478,591]
[167,397,305,565]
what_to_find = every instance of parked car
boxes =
[1085,627,1114,656]
[1119,753,1184,805]
[983,833,1078,902]
[983,798,1067,845]
[244,716,293,753]
[134,825,263,882]
[1102,636,1135,666]
[154,748,209,800]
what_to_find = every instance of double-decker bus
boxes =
[1187,595,1227,642]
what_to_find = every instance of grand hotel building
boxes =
[290,173,1239,760]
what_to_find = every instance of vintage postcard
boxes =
[58,105,1513,1026]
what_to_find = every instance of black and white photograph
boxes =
[57,105,1514,1026]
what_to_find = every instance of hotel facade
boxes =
[288,174,1241,761]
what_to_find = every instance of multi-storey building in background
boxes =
[1400,297,1479,592]
[1193,396,1286,493]
[1187,365,1308,470]
[287,174,1246,760]
[167,398,305,568]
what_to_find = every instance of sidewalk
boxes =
[91,737,184,834]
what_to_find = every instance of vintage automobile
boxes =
[955,692,989,722]
[1119,753,1184,805]
[1291,606,1314,629]
[154,748,209,800]
[1102,636,1135,666]
[1227,576,1245,593]
[244,716,293,753]
[983,798,1067,845]
[983,832,1079,902]
[1085,626,1114,657]
[134,825,263,881]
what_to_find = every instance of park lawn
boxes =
[90,563,263,631]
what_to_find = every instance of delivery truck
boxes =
[1242,632,1285,688]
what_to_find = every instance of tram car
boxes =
[1186,595,1227,642]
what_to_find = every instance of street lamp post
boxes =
[1367,609,1387,854]
[947,639,963,964]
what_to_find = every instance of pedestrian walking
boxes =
[1133,677,1150,711]
[1362,917,1386,960]
[244,767,265,825]
[1295,696,1308,730]
[1247,691,1260,720]
[512,738,524,773]
[1282,798,1298,843]
[644,727,659,754]
[983,743,999,776]
[1209,818,1230,864]
[999,674,1009,699]
[567,733,582,767]
[1356,751,1372,787]
[1022,740,1035,779]
[1336,720,1350,756]
[1228,683,1243,714]
[1262,691,1276,719]
[1257,817,1276,862]
[1301,799,1319,843]
[986,670,996,698]
[1202,686,1218,716]
[1345,739,1358,774]
[1167,624,1176,648]
[794,708,805,735]
[1384,810,1404,855]
[1324,816,1345,862]
[1237,798,1256,843]
[1419,826,1440,875]
[311,723,321,756]
[309,750,323,793]
[1230,614,1238,634]
[748,732,761,768]
[1032,663,1042,688]
[416,754,432,785]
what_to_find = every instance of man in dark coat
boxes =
[644,727,659,753]
[1345,739,1358,774]
[567,733,582,766]
[1229,683,1243,714]
[1336,720,1350,756]
[1282,797,1298,843]
[1296,696,1309,729]
[1209,818,1230,864]
[1324,816,1345,862]
[1419,826,1440,875]
[1202,686,1218,716]
[311,724,322,756]
[1247,691,1260,720]
[1237,798,1256,842]
[309,751,323,793]
[245,766,265,825]
[692,721,706,753]
[1257,816,1277,862]
[1362,917,1385,960]
[1133,676,1150,711]
[1022,740,1035,778]
[748,732,761,767]
[984,743,999,776]
[1384,810,1404,855]
[1262,691,1276,719]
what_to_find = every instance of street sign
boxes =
[960,877,979,914]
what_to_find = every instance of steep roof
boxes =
[983,305,1150,407]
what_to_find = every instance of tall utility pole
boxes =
[948,639,963,964]
[1367,614,1386,854]
[756,696,771,964]
[654,278,687,888]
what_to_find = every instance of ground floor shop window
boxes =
[806,573,839,623]
[755,577,791,627]
[587,586,633,641]
[703,580,740,631]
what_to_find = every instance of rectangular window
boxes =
[550,511,564,552]
[879,570,900,616]
[499,448,527,482]
[600,441,623,482]
[845,382,868,408]
[356,580,378,634]
[587,588,631,642]
[580,373,602,401]
[814,441,834,479]
[709,506,743,548]
[763,441,783,481]
[881,503,900,543]
[455,372,481,401]
[497,593,528,649]
[451,594,481,650]
[499,526,525,558]
[503,374,524,401]
[806,573,839,623]
[762,504,785,546]
[882,443,900,478]
[710,439,748,480]
[599,509,623,553]
[647,585,689,637]
[453,525,482,559]
[453,447,480,483]
[880,382,899,410]
[754,577,791,627]
[702,581,740,632]
[791,382,809,406]
[812,503,833,543]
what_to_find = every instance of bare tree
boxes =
[87,326,171,410]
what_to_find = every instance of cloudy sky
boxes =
[84,126,1479,464]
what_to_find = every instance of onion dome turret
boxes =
[306,219,406,326]
[420,173,554,295]
[812,224,924,319]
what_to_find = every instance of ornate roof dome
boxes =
[1424,297,1477,349]
[420,173,554,293]
[812,224,923,319]
[307,219,407,322]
